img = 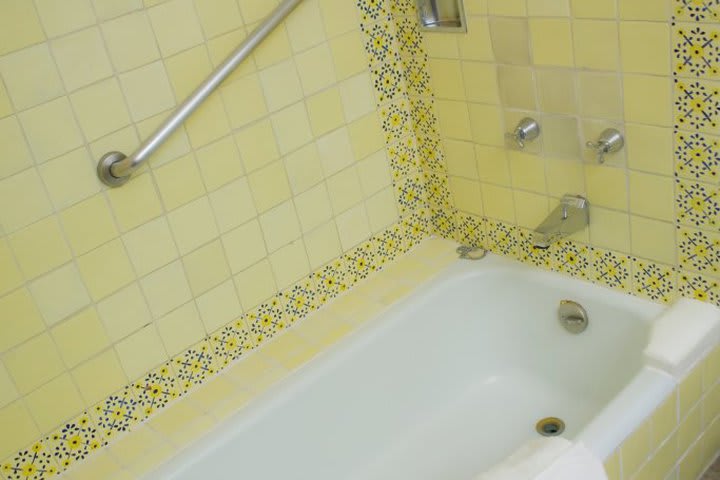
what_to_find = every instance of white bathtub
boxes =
[148,253,677,479]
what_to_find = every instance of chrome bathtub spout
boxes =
[532,195,589,249]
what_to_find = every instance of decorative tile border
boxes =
[678,226,720,275]
[385,0,457,240]
[0,0,440,477]
[673,24,720,79]
[679,270,720,304]
[671,4,720,314]
[454,212,485,248]
[12,1,720,478]
[676,177,720,228]
[604,344,720,479]
[674,78,720,135]
[632,259,678,304]
[0,215,430,479]
[674,0,720,23]
[475,218,681,305]
[675,130,720,182]
[589,248,632,293]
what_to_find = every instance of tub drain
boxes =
[536,417,565,437]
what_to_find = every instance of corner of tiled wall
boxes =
[604,344,720,480]
[1,0,719,477]
[414,0,720,309]
[0,0,442,477]
[411,0,720,475]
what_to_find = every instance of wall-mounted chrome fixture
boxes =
[506,117,541,149]
[416,0,467,32]
[532,195,589,249]
[97,0,305,186]
[457,245,487,260]
[586,128,624,164]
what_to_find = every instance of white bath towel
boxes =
[474,438,607,480]
[643,298,720,379]
[535,442,607,480]
[474,437,571,480]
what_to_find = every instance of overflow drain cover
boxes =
[536,417,565,437]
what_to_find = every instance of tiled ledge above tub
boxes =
[57,237,460,480]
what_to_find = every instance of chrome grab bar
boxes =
[97,0,305,187]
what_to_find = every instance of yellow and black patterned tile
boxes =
[90,385,141,442]
[678,225,720,275]
[245,298,290,346]
[393,172,429,216]
[372,235,398,269]
[133,363,181,418]
[423,171,453,211]
[362,19,400,65]
[382,217,425,254]
[46,412,102,471]
[674,0,720,23]
[631,259,677,304]
[673,23,720,79]
[416,135,446,173]
[380,98,414,143]
[371,58,409,105]
[674,78,720,134]
[455,212,486,249]
[208,321,254,369]
[679,270,720,303]
[484,219,519,259]
[406,208,436,243]
[402,55,433,96]
[394,16,425,58]
[281,276,322,323]
[357,0,393,25]
[675,130,720,182]
[675,177,720,228]
[344,241,382,284]
[517,229,552,269]
[359,6,409,105]
[428,208,457,238]
[312,261,353,303]
[388,0,417,18]
[1,441,58,480]
[388,136,422,179]
[172,340,218,392]
[550,241,589,280]
[589,248,632,293]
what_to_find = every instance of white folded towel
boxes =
[475,438,607,480]
[474,437,571,480]
[643,298,720,379]
[535,442,607,480]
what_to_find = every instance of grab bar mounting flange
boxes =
[97,0,304,187]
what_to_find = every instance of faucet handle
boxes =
[506,131,525,149]
[585,140,609,163]
[506,117,540,149]
[586,128,624,163]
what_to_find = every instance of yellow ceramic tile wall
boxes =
[421,0,689,304]
[605,346,720,479]
[419,0,719,476]
[1,0,717,477]
[0,0,425,472]
[56,238,458,479]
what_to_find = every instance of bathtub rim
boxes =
[144,252,675,479]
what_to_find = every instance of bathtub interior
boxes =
[148,254,669,480]
[439,265,663,411]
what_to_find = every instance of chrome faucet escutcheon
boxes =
[586,128,624,164]
[506,117,540,149]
